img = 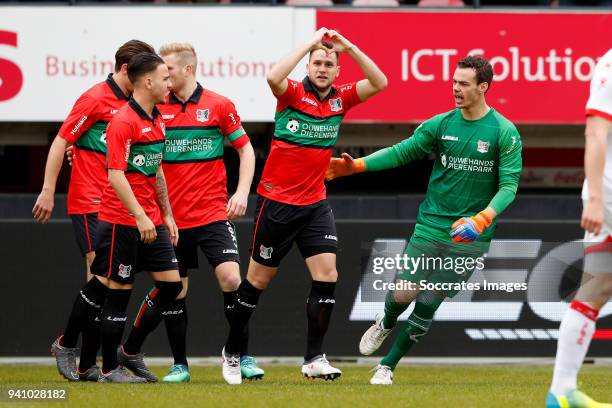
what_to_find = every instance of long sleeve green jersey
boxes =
[364,108,522,242]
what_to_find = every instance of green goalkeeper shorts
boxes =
[395,233,489,298]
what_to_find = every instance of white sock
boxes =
[550,301,598,395]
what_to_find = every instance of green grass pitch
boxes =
[1,365,611,407]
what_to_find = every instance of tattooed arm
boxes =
[155,166,179,245]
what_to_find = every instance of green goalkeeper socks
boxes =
[382,290,410,329]
[381,291,444,370]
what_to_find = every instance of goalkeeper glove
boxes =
[325,153,365,181]
[450,208,495,243]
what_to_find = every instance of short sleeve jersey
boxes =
[57,74,129,214]
[257,77,362,205]
[159,83,249,229]
[583,48,612,203]
[98,99,166,227]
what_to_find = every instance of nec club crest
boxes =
[477,140,490,153]
[329,98,343,112]
[196,109,210,122]
[118,264,132,279]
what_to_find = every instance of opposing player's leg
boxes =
[548,225,612,407]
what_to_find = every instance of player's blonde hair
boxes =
[159,42,198,70]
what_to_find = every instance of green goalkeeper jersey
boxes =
[364,108,522,243]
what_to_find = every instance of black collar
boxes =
[106,74,129,101]
[169,82,203,105]
[302,76,337,102]
[128,98,160,122]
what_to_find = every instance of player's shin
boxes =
[382,289,410,330]
[223,290,250,356]
[163,297,188,367]
[305,281,336,361]
[79,309,102,372]
[225,280,262,354]
[63,277,108,348]
[380,292,443,370]
[550,301,598,395]
[101,289,132,373]
[123,281,183,356]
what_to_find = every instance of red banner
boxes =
[316,11,611,124]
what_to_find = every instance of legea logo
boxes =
[0,30,24,102]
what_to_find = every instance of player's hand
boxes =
[164,215,179,246]
[32,189,54,224]
[227,190,248,220]
[135,213,157,244]
[66,145,74,166]
[581,198,604,235]
[450,209,495,243]
[310,27,330,51]
[324,30,355,53]
[325,153,365,181]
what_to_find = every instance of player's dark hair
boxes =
[308,49,340,65]
[127,52,165,84]
[115,40,155,73]
[458,55,493,91]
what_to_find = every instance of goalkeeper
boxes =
[326,55,522,385]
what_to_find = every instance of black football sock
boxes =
[305,281,336,361]
[163,297,188,367]
[225,280,262,355]
[62,277,108,348]
[123,281,183,355]
[223,290,250,356]
[101,288,131,373]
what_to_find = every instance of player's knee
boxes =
[155,280,183,305]
[313,268,338,283]
[599,279,612,300]
[393,289,418,305]
[216,265,241,291]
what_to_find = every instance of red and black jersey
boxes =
[58,74,128,214]
[159,83,249,229]
[257,77,362,205]
[99,99,166,227]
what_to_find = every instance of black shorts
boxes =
[175,220,241,277]
[91,221,178,284]
[70,213,99,256]
[250,196,338,267]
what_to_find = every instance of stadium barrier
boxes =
[4,203,611,357]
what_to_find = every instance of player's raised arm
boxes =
[325,30,388,102]
[266,27,330,96]
[326,120,438,181]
